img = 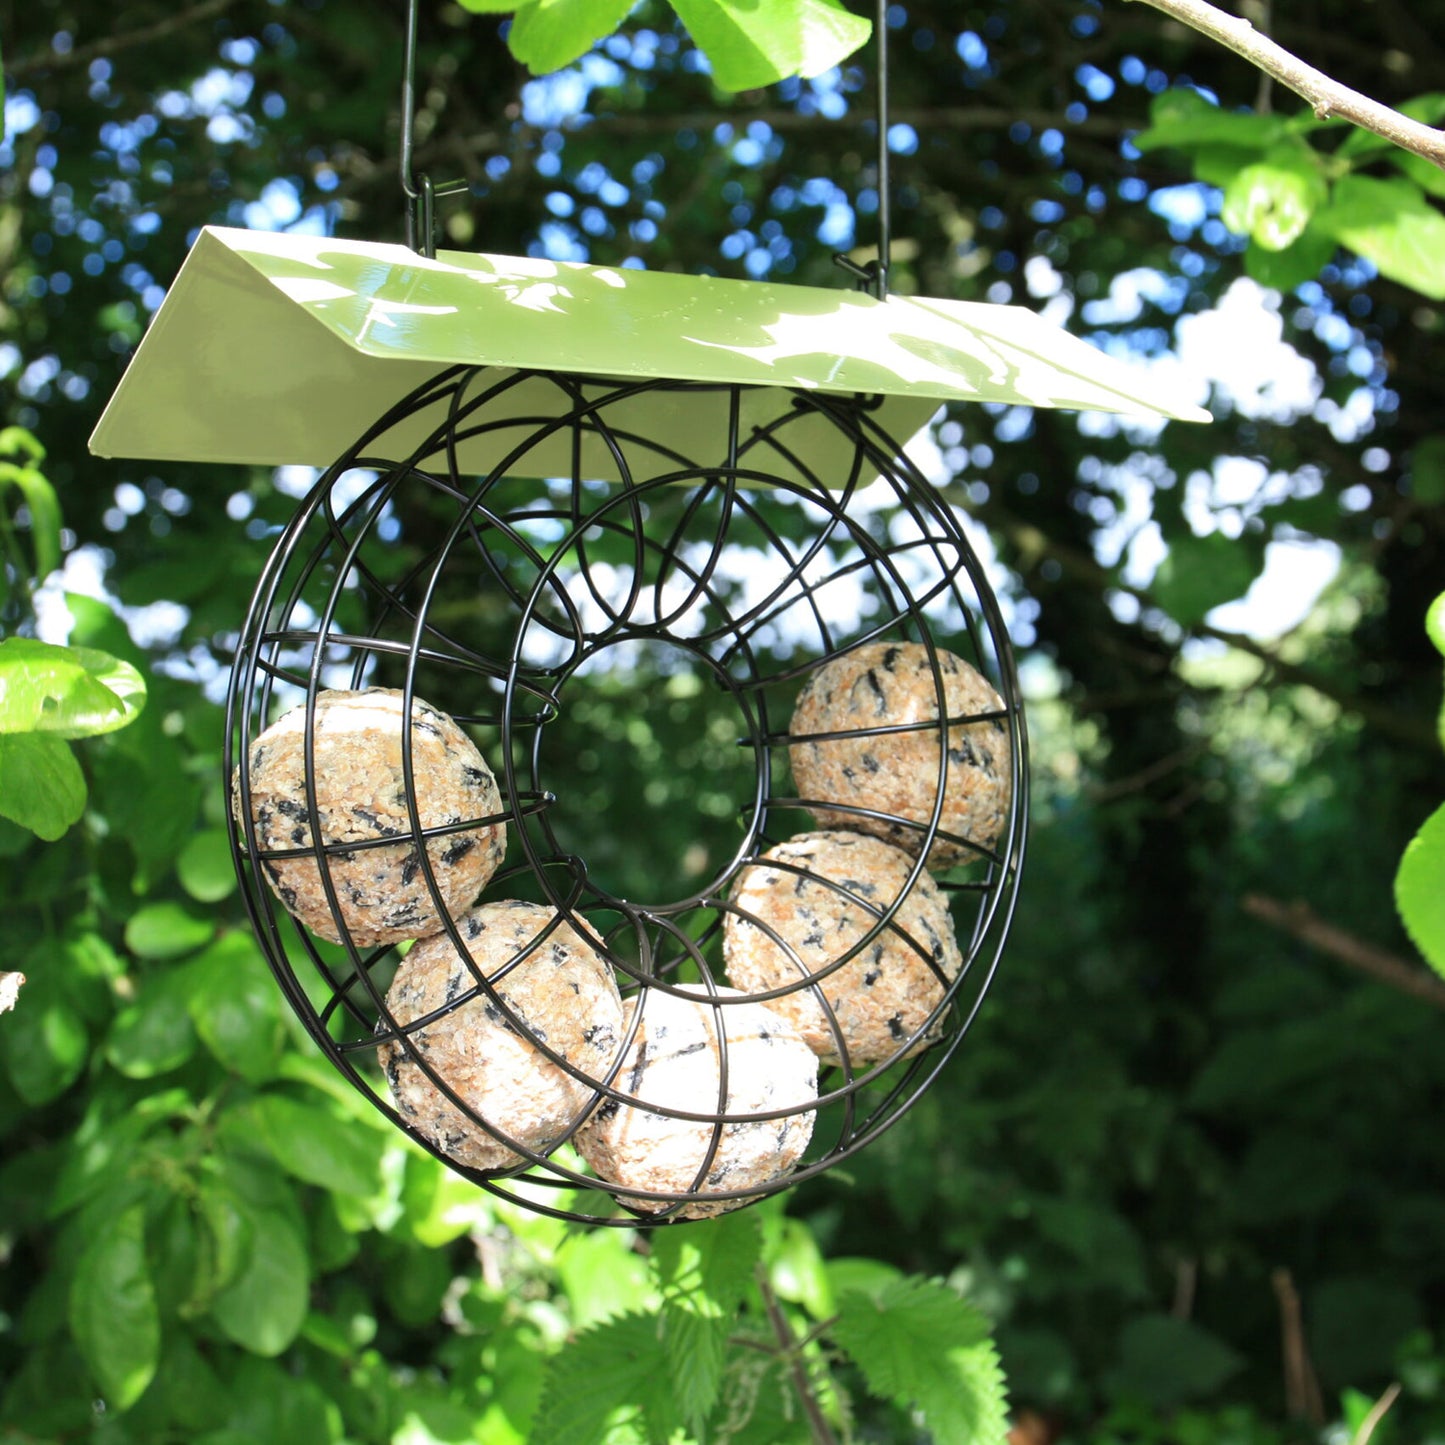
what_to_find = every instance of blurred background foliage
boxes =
[3,0,1445,1440]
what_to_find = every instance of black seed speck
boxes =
[865,668,888,716]
[948,738,980,769]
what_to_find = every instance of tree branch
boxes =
[8,0,241,81]
[756,1267,840,1445]
[1353,1383,1403,1445]
[1270,1267,1326,1425]
[988,506,1442,755]
[1122,0,1445,169]
[1242,892,1445,1013]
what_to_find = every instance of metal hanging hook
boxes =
[834,0,892,301]
[401,0,468,257]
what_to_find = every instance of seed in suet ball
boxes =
[236,688,506,946]
[577,987,817,1219]
[379,900,624,1172]
[789,642,1011,868]
[723,830,963,1068]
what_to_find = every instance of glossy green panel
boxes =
[88,226,1209,476]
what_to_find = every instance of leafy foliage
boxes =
[5,0,1445,1442]
[454,0,871,89]
[0,434,146,836]
[1134,87,1445,296]
[831,1276,1010,1445]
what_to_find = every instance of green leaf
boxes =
[400,1151,496,1248]
[767,1216,833,1320]
[1,980,88,1104]
[1396,149,1445,202]
[224,1355,344,1443]
[532,1313,676,1445]
[831,1276,1008,1445]
[105,966,199,1078]
[1310,1277,1423,1388]
[1191,143,1273,190]
[196,1178,255,1299]
[1103,1314,1243,1407]
[555,1228,654,1328]
[1149,531,1266,628]
[1396,800,1445,975]
[1312,174,1445,301]
[187,934,284,1083]
[383,1245,454,1327]
[670,0,873,92]
[209,1200,310,1356]
[454,0,518,10]
[0,425,46,464]
[1244,225,1338,293]
[1221,148,1327,252]
[1410,435,1445,504]
[1426,591,1445,659]
[824,1256,903,1303]
[1031,1195,1149,1299]
[249,1091,384,1200]
[0,638,145,738]
[0,461,62,580]
[653,1212,762,1427]
[149,1336,228,1434]
[68,1201,160,1410]
[504,0,639,74]
[177,827,239,902]
[1132,89,1285,155]
[0,732,85,840]
[124,901,215,959]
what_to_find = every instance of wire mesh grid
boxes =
[225,363,1028,1224]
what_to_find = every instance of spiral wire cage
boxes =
[224,360,1027,1225]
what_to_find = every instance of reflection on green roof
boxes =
[89,226,1210,472]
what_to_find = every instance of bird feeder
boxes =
[89,45,1207,1226]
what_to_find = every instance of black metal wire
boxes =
[400,0,467,256]
[224,369,1028,1224]
[834,0,892,298]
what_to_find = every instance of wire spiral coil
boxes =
[226,363,1028,1224]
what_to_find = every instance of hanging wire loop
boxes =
[833,0,892,300]
[400,0,468,257]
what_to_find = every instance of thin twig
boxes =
[1352,1382,1403,1445]
[756,1267,840,1445]
[1271,1268,1326,1425]
[1122,0,1445,168]
[987,509,1441,755]
[1170,1257,1198,1320]
[8,0,241,81]
[1087,744,1204,805]
[1243,893,1445,1014]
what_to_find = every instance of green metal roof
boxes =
[88,225,1209,476]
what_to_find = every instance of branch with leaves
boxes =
[1123,0,1445,170]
